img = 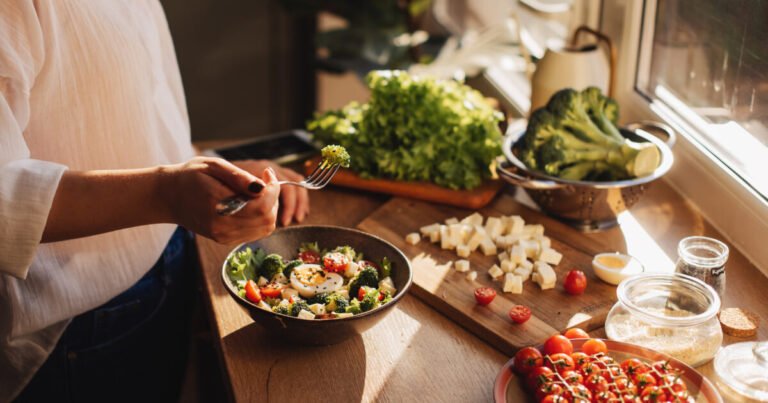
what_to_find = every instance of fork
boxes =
[215,162,341,216]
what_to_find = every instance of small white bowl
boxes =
[592,252,645,285]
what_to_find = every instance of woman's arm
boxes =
[43,157,281,244]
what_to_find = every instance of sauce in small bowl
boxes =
[592,252,644,285]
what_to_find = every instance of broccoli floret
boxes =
[260,254,285,280]
[320,145,351,168]
[345,299,362,315]
[307,292,330,305]
[326,293,349,313]
[289,299,310,317]
[347,266,379,300]
[359,289,381,312]
[272,305,290,315]
[517,88,660,180]
[283,260,303,277]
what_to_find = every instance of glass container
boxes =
[605,273,723,367]
[675,236,728,298]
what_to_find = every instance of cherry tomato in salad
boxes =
[564,270,588,295]
[244,280,262,303]
[570,352,591,366]
[543,334,574,356]
[526,366,554,390]
[563,328,590,339]
[474,287,496,305]
[544,353,575,373]
[298,250,320,264]
[323,252,350,273]
[509,305,532,324]
[359,260,380,270]
[260,283,283,299]
[513,347,543,374]
[582,338,608,356]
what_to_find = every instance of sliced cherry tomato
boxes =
[584,373,609,394]
[323,252,350,273]
[244,280,262,303]
[358,287,367,301]
[582,338,608,356]
[593,391,618,403]
[563,327,590,339]
[509,305,532,323]
[259,283,283,299]
[570,352,591,366]
[544,353,575,373]
[543,334,574,356]
[513,346,543,374]
[359,260,380,270]
[526,366,554,390]
[564,270,588,295]
[474,287,496,305]
[561,370,583,385]
[298,250,320,264]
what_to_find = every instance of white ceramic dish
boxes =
[591,252,644,285]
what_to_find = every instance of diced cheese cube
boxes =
[503,274,523,294]
[539,281,556,290]
[539,236,552,250]
[429,230,440,243]
[467,226,487,252]
[455,259,470,272]
[522,224,545,238]
[258,300,272,310]
[336,313,354,319]
[461,212,484,227]
[508,216,525,235]
[485,216,504,239]
[460,224,474,244]
[534,261,557,289]
[379,277,397,295]
[513,267,531,281]
[521,239,541,259]
[466,270,477,281]
[257,276,269,287]
[274,273,289,284]
[539,248,563,265]
[488,264,504,280]
[445,217,459,225]
[297,309,316,320]
[498,251,509,262]
[456,244,470,258]
[420,223,440,236]
[281,287,299,300]
[405,232,421,245]
[519,259,534,271]
[480,238,497,256]
[440,226,454,250]
[510,245,527,264]
[448,224,464,247]
[309,303,326,315]
[531,273,540,283]
[501,259,516,273]
[336,289,349,299]
[344,261,361,278]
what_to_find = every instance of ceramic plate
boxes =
[494,339,722,403]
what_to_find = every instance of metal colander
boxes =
[497,121,676,232]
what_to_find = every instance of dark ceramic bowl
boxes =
[220,225,413,345]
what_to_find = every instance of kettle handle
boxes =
[572,26,616,97]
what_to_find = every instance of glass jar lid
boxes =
[714,341,768,401]
[616,273,721,327]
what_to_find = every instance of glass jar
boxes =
[675,236,728,297]
[605,273,723,367]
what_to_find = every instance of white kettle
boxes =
[530,26,616,113]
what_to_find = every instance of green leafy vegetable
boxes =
[308,70,503,190]
[227,247,265,284]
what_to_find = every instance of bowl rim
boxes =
[220,224,414,323]
[501,126,674,188]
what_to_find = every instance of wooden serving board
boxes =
[304,157,504,210]
[357,194,619,356]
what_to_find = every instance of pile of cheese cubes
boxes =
[404,212,563,294]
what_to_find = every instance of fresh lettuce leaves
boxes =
[227,247,266,285]
[308,70,503,190]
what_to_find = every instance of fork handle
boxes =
[215,180,295,216]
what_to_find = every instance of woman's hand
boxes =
[163,157,281,244]
[232,160,309,226]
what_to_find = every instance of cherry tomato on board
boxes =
[513,347,543,374]
[244,280,262,303]
[564,270,588,295]
[543,335,574,356]
[509,305,532,324]
[563,327,590,339]
[582,338,608,356]
[474,287,496,305]
[298,250,320,264]
[323,252,350,273]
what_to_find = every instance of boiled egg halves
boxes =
[289,264,343,298]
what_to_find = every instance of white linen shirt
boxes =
[0,1,195,400]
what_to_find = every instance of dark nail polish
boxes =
[248,182,264,193]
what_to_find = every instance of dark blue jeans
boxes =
[15,227,197,403]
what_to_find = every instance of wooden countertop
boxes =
[195,177,767,402]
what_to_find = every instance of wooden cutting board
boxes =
[304,157,504,210]
[357,194,619,356]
